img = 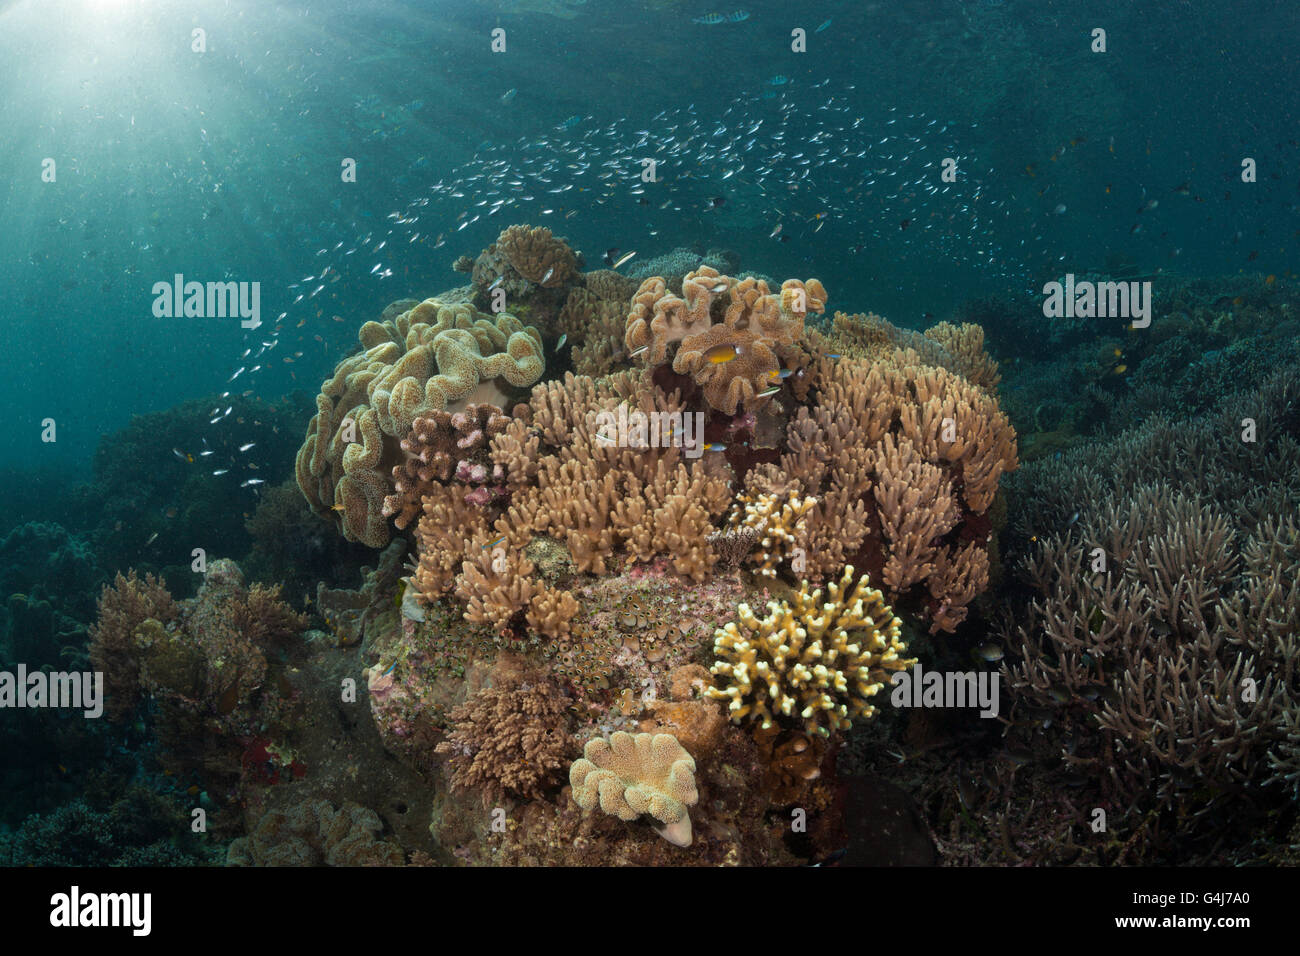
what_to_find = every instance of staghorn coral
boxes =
[296,298,544,547]
[708,566,915,737]
[570,731,699,846]
[626,266,826,414]
[434,668,573,804]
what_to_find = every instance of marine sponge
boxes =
[569,731,699,847]
[708,566,915,737]
[296,298,544,547]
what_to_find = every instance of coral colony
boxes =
[17,203,1289,868]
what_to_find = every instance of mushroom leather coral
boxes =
[296,298,544,547]
[570,731,699,847]
[625,266,826,415]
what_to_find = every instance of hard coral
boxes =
[708,566,915,737]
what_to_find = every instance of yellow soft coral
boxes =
[708,566,915,737]
[570,731,699,847]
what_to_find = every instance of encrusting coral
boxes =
[296,298,545,547]
[570,731,699,846]
[708,566,916,737]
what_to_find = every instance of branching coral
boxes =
[382,403,511,531]
[296,298,544,547]
[570,731,699,846]
[708,566,915,737]
[725,489,817,578]
[742,344,1016,631]
[923,320,1001,391]
[88,571,179,721]
[434,670,573,804]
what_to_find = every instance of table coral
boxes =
[708,566,916,737]
[296,298,544,547]
[570,731,699,846]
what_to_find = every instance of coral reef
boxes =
[708,567,916,737]
[570,731,699,846]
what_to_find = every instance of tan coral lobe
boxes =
[570,731,699,846]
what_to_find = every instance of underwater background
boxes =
[0,0,1297,867]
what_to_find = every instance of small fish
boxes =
[707,196,725,207]
[727,9,749,21]
[629,345,649,359]
[484,535,506,550]
[500,88,517,104]
[825,353,842,360]
[703,343,739,364]
[1112,364,1127,374]
[612,251,637,269]
[815,17,832,32]
[212,469,229,476]
[769,368,795,380]
[972,643,1004,663]
[1067,511,1080,526]
[488,275,505,291]
[239,442,256,452]
[704,442,728,452]
[757,385,781,398]
[539,266,555,284]
[556,333,567,352]
[769,75,790,86]
[172,448,193,463]
[692,12,725,24]
[769,223,783,238]
[1054,203,1067,215]
[240,478,265,487]
[228,366,245,382]
[144,532,159,546]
